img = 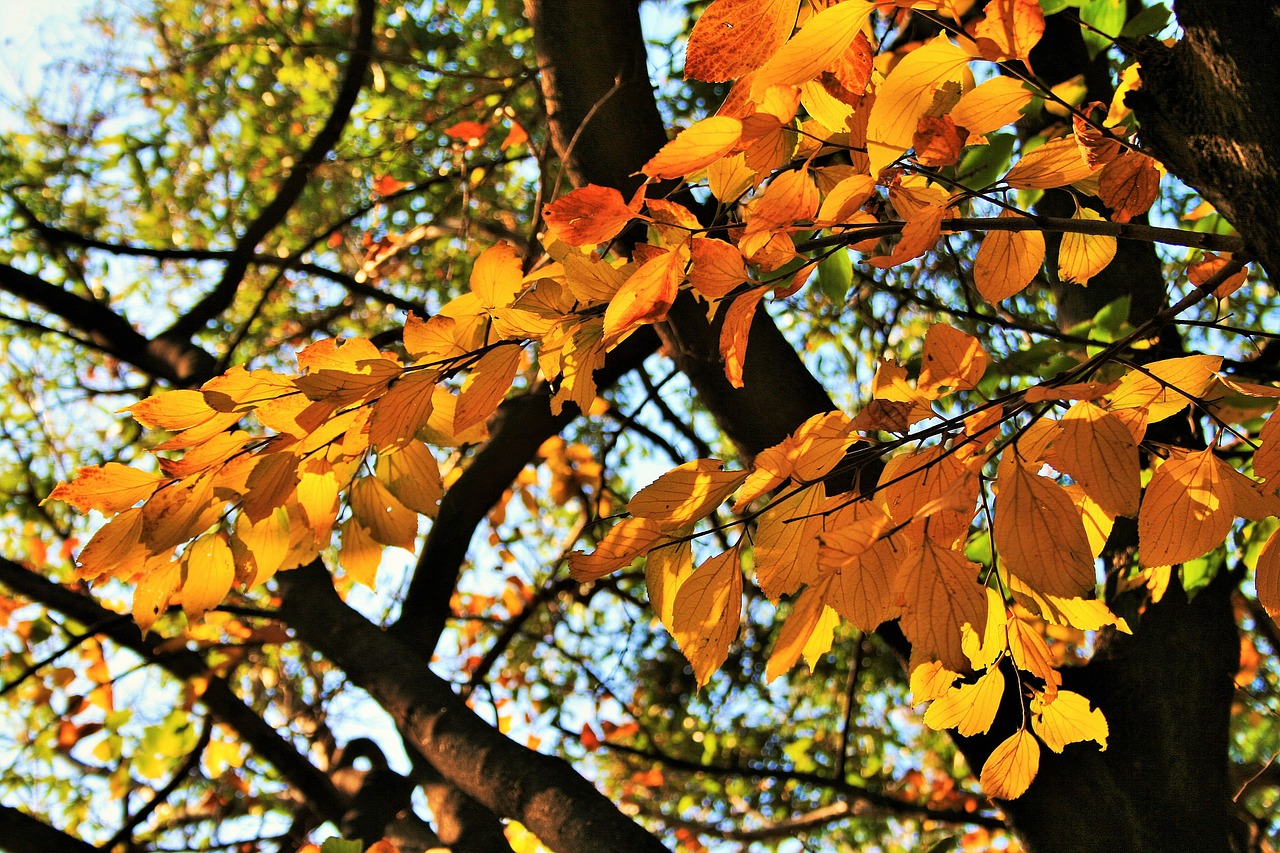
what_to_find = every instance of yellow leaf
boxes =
[672,549,743,687]
[894,539,988,673]
[789,411,856,482]
[740,168,821,251]
[375,442,442,518]
[602,249,685,343]
[369,369,439,451]
[294,359,399,406]
[350,476,419,551]
[823,503,904,632]
[47,464,164,514]
[1024,380,1120,403]
[719,289,761,389]
[1031,690,1108,753]
[232,509,289,588]
[403,313,465,364]
[994,456,1096,597]
[1138,449,1234,567]
[419,387,491,446]
[200,366,295,413]
[911,659,960,705]
[627,459,747,531]
[455,346,521,434]
[1050,401,1140,517]
[339,518,383,588]
[543,320,607,417]
[765,583,826,683]
[802,604,839,672]
[567,517,664,581]
[684,0,799,83]
[142,474,221,553]
[133,561,181,634]
[181,533,235,620]
[865,35,971,174]
[919,324,989,396]
[76,508,147,580]
[980,728,1040,799]
[707,152,758,203]
[297,462,340,544]
[751,1,876,99]
[815,174,877,224]
[646,539,693,636]
[642,116,744,179]
[1003,135,1097,189]
[1108,355,1223,423]
[962,586,1008,671]
[1058,207,1116,285]
[924,666,1005,737]
[127,389,218,431]
[973,212,1045,302]
[879,446,977,548]
[950,76,1032,136]
[755,484,825,600]
[469,242,524,311]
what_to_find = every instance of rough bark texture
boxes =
[1130,0,1280,281]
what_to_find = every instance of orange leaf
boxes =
[689,237,749,299]
[567,517,664,581]
[372,175,408,196]
[76,508,147,580]
[1138,449,1234,567]
[973,212,1045,302]
[1008,617,1062,698]
[602,249,685,343]
[894,539,988,673]
[994,456,1096,597]
[240,452,301,523]
[369,369,440,451]
[375,441,443,518]
[647,539,693,635]
[764,583,828,683]
[865,35,971,174]
[1108,355,1222,423]
[755,484,825,600]
[1098,151,1160,223]
[544,185,642,247]
[672,549,743,687]
[628,459,747,530]
[951,76,1032,136]
[1189,252,1249,299]
[127,389,218,431]
[879,446,977,548]
[815,174,877,224]
[47,464,163,515]
[719,289,761,389]
[444,120,488,145]
[350,476,419,551]
[1050,401,1139,517]
[642,116,744,179]
[750,1,875,99]
[980,729,1040,800]
[684,0,799,83]
[455,346,521,434]
[912,116,967,167]
[339,518,383,588]
[1255,526,1280,617]
[919,324,989,396]
[181,532,235,620]
[973,0,1045,64]
[133,561,181,635]
[1003,136,1098,189]
[500,119,529,150]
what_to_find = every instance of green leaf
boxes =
[1081,0,1126,58]
[817,248,853,304]
[1121,4,1171,38]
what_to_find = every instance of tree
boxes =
[3,0,1280,851]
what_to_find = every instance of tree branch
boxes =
[0,803,100,853]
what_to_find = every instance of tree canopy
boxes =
[3,1,1280,851]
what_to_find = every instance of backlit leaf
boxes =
[567,517,664,581]
[894,539,988,672]
[994,456,1096,597]
[48,464,164,514]
[755,484,825,600]
[1058,208,1116,285]
[919,324,989,396]
[672,549,742,687]
[455,346,521,434]
[181,533,235,620]
[642,117,743,179]
[375,442,442,518]
[924,666,1004,737]
[1004,136,1097,189]
[765,583,826,683]
[1051,401,1140,517]
[647,539,693,636]
[751,1,876,99]
[602,249,685,343]
[350,476,418,551]
[1031,690,1108,753]
[719,289,761,389]
[369,369,439,451]
[628,459,747,530]
[470,242,524,312]
[689,237,749,299]
[980,729,1040,799]
[1108,355,1222,423]
[973,212,1045,302]
[1138,449,1234,567]
[866,35,971,174]
[684,0,799,83]
[950,76,1032,136]
[973,0,1045,64]
[339,518,383,588]
[544,186,641,247]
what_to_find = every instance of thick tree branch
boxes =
[0,803,100,853]
[159,0,377,343]
[277,561,671,853]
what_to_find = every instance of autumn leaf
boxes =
[765,583,828,683]
[240,452,301,523]
[602,249,686,343]
[339,518,383,588]
[689,237,749,299]
[755,485,825,600]
[133,561,181,635]
[455,346,521,434]
[918,324,989,396]
[719,289,760,389]
[1050,401,1140,517]
[973,212,1045,302]
[544,185,643,247]
[628,459,747,530]
[1008,617,1062,698]
[1003,136,1098,189]
[647,539,693,637]
[981,728,1040,799]
[47,464,163,514]
[470,242,524,312]
[1109,355,1223,423]
[924,666,1004,737]
[1058,208,1117,285]
[684,0,798,83]
[865,35,971,174]
[894,538,988,673]
[350,476,419,551]
[750,1,875,99]
[672,549,743,687]
[567,517,664,581]
[369,369,439,451]
[994,455,1096,598]
[1255,526,1280,618]
[1031,690,1108,753]
[950,76,1032,136]
[1098,151,1161,222]
[75,508,147,580]
[1138,449,1234,567]
[642,116,744,179]
[375,442,443,518]
[181,532,236,620]
[973,0,1045,64]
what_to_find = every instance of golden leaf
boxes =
[750,1,875,99]
[755,484,825,600]
[689,237,749,299]
[924,666,1005,737]
[1138,449,1234,567]
[133,561,181,635]
[369,369,440,451]
[642,116,744,180]
[1003,136,1098,189]
[339,518,383,589]
[469,242,524,311]
[994,456,1096,597]
[375,442,442,518]
[815,174,877,224]
[47,464,164,515]
[602,249,686,343]
[232,509,289,588]
[894,539,988,673]
[672,549,743,687]
[646,539,693,636]
[973,212,1045,302]
[980,728,1040,800]
[1108,355,1222,423]
[972,0,1045,64]
[240,452,301,524]
[1008,617,1061,698]
[76,508,147,580]
[918,324,989,396]
[911,659,961,705]
[1057,207,1117,285]
[865,35,971,174]
[350,476,419,551]
[455,346,521,434]
[765,583,827,683]
[543,186,641,247]
[181,532,235,620]
[1031,690,1108,753]
[628,459,747,530]
[1050,401,1140,517]
[567,517,664,581]
[950,76,1032,136]
[719,289,761,389]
